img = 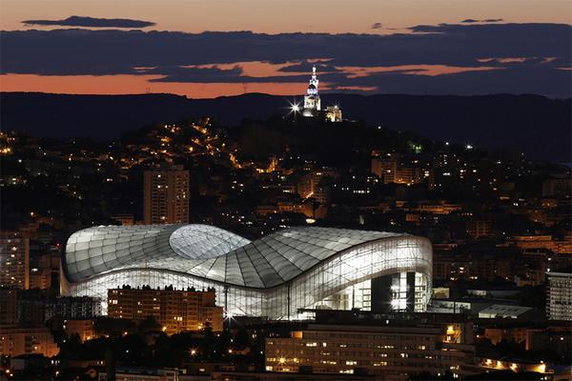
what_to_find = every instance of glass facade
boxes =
[63,225,432,319]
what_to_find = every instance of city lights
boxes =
[0,4,568,378]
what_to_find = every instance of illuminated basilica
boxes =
[300,66,343,122]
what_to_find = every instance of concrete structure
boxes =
[212,371,374,380]
[98,367,179,381]
[297,169,338,204]
[0,232,29,289]
[63,319,96,342]
[29,250,60,290]
[107,286,223,334]
[478,357,549,376]
[433,252,512,282]
[466,220,492,239]
[0,327,59,357]
[482,322,571,357]
[546,272,572,321]
[143,166,190,224]
[47,296,102,319]
[265,322,477,380]
[370,153,430,186]
[0,288,18,326]
[477,305,535,319]
[324,105,342,122]
[62,225,432,319]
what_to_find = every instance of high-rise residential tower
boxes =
[0,232,29,289]
[143,165,190,224]
[546,271,572,321]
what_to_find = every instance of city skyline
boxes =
[0,1,571,380]
[1,107,570,380]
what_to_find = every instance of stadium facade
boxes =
[62,225,432,319]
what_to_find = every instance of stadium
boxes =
[62,225,432,319]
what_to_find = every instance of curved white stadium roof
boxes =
[65,224,404,288]
[64,224,432,318]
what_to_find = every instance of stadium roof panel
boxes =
[65,224,406,288]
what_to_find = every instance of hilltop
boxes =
[1,92,570,162]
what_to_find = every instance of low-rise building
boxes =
[0,326,59,357]
[477,305,536,319]
[47,296,102,319]
[265,321,478,380]
[512,235,555,251]
[371,154,431,186]
[108,286,223,334]
[64,319,96,342]
[483,322,571,357]
[433,252,513,281]
[98,366,179,381]
[478,357,550,376]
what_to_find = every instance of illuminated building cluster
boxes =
[265,321,476,379]
[107,286,223,334]
[0,81,570,380]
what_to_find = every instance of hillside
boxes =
[1,92,570,162]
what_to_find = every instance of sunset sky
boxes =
[1,0,571,98]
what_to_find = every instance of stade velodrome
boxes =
[62,224,432,319]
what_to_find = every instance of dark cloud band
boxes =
[1,22,570,97]
[22,16,155,28]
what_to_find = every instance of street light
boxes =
[288,102,301,121]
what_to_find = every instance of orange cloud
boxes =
[337,64,501,77]
[0,74,313,98]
